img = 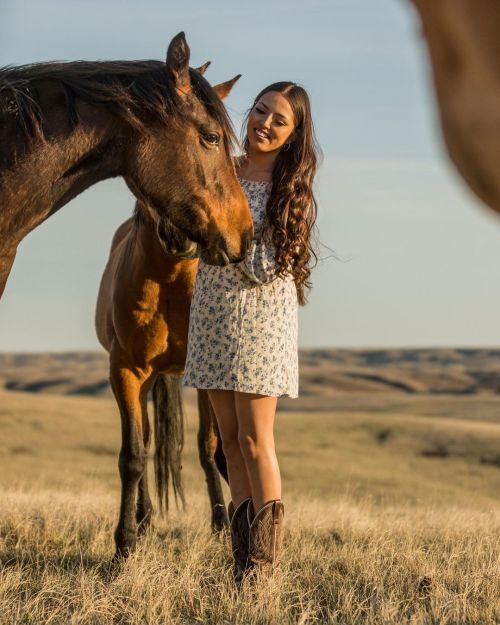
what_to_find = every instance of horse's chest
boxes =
[131,286,188,327]
[130,287,163,325]
[116,277,191,368]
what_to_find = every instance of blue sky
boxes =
[1,0,499,351]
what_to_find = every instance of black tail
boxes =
[152,373,186,514]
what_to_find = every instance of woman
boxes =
[182,81,320,584]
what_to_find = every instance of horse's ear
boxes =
[195,61,211,76]
[166,31,191,95]
[213,74,241,100]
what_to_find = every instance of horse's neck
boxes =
[130,216,173,276]
[0,112,122,247]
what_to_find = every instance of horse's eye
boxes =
[202,132,220,146]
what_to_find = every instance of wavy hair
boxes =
[241,81,321,305]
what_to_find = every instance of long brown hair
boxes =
[242,81,321,305]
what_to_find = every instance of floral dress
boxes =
[181,177,299,398]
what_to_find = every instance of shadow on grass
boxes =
[0,549,123,581]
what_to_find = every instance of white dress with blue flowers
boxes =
[181,177,299,398]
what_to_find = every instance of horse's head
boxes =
[123,32,253,265]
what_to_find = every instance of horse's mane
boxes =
[0,59,237,152]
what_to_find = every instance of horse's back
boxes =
[110,217,134,252]
[95,217,134,351]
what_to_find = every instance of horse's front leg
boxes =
[197,389,230,532]
[110,362,147,558]
[136,387,154,535]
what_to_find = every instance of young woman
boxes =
[182,81,320,584]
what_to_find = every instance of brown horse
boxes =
[410,0,500,216]
[0,32,253,299]
[96,200,230,558]
[95,65,242,557]
[96,207,228,556]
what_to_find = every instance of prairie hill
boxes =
[0,348,499,410]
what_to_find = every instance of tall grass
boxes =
[1,390,499,623]
[1,489,498,624]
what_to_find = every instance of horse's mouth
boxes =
[156,218,200,259]
[199,247,230,266]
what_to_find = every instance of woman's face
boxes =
[246,90,296,154]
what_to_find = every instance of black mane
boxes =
[0,59,237,152]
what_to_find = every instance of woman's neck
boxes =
[237,149,278,181]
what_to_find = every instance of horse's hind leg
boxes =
[110,361,147,558]
[197,389,229,532]
[136,389,154,535]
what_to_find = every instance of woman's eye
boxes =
[255,107,266,114]
[202,132,220,146]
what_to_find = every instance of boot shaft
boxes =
[248,499,285,571]
[229,497,252,583]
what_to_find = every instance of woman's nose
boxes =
[261,113,272,128]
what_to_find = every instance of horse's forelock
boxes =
[188,68,239,156]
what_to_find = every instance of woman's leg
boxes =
[207,389,252,508]
[234,391,281,512]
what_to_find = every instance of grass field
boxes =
[0,388,499,624]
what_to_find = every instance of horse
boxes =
[0,31,253,300]
[410,0,500,216]
[96,61,239,559]
[96,194,230,557]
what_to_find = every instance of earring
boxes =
[283,143,291,152]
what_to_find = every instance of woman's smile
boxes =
[254,128,271,141]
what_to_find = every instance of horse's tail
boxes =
[152,373,186,515]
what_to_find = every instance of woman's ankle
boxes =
[232,494,252,509]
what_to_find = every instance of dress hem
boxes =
[181,379,298,399]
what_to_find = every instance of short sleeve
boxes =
[237,230,279,284]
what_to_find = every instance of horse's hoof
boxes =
[113,536,136,561]
[212,503,230,533]
[112,547,130,562]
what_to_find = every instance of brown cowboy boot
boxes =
[228,497,252,585]
[247,499,285,578]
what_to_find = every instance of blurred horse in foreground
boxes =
[410,0,500,216]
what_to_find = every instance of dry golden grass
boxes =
[1,491,498,624]
[0,389,499,624]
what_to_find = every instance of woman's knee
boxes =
[238,431,274,461]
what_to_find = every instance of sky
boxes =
[0,0,499,352]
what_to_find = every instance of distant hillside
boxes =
[0,348,499,401]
